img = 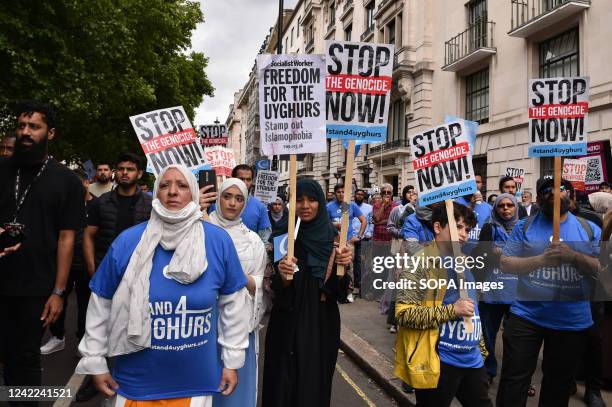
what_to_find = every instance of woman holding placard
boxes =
[210,178,267,407]
[262,179,352,407]
[75,165,249,406]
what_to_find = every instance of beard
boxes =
[540,196,571,218]
[97,174,110,183]
[14,135,48,166]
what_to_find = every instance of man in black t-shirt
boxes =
[0,101,86,390]
[83,152,152,276]
[40,169,98,355]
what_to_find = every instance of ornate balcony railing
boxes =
[444,21,495,68]
[360,25,374,41]
[368,138,409,155]
[510,0,590,32]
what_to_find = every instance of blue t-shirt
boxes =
[481,223,518,304]
[502,212,600,330]
[352,202,373,238]
[438,266,483,369]
[455,197,492,255]
[401,213,434,243]
[327,200,363,240]
[90,221,247,400]
[239,197,271,233]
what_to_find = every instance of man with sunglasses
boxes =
[496,177,602,407]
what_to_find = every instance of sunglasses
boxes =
[381,191,392,195]
[497,203,515,209]
[540,185,566,195]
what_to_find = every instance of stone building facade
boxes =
[228,0,611,197]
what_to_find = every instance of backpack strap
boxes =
[522,214,536,235]
[575,215,594,241]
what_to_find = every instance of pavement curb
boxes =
[340,323,415,407]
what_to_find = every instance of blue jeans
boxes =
[479,302,510,378]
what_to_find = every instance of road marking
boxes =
[53,373,86,407]
[336,362,377,407]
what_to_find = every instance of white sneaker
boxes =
[389,325,397,333]
[347,293,354,303]
[40,336,65,355]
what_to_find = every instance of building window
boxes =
[291,28,294,46]
[391,99,405,143]
[387,20,395,45]
[465,67,489,124]
[344,24,352,41]
[468,0,487,25]
[329,3,336,27]
[539,28,579,78]
[285,38,288,52]
[327,139,332,169]
[366,2,375,30]
[297,17,301,36]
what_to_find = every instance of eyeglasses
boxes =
[540,185,566,195]
[497,203,515,209]
[381,191,392,195]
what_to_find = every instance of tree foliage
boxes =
[0,0,214,164]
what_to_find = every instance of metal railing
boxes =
[360,25,374,41]
[444,21,495,67]
[511,0,590,31]
[368,138,410,155]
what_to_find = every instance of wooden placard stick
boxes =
[337,140,356,276]
[553,156,561,242]
[445,199,474,333]
[286,154,298,280]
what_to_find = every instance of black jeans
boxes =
[49,267,91,340]
[584,301,605,392]
[0,295,47,388]
[496,312,587,407]
[415,362,492,407]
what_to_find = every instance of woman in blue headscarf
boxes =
[476,193,519,383]
[262,179,352,407]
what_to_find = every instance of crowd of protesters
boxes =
[0,100,611,407]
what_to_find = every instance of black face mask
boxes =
[14,135,48,166]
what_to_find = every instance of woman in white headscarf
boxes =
[75,165,250,407]
[209,178,267,407]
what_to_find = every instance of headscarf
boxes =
[272,179,337,281]
[107,164,206,356]
[270,196,285,223]
[491,193,519,233]
[210,178,249,228]
[589,191,612,214]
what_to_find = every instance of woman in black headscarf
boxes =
[262,179,352,407]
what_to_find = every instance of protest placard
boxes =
[130,106,207,177]
[254,170,279,204]
[562,158,587,191]
[204,146,236,177]
[326,41,394,142]
[410,121,478,206]
[198,123,228,146]
[505,167,525,192]
[257,54,327,156]
[528,77,589,157]
[409,120,476,332]
[528,77,590,241]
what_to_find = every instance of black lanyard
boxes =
[12,158,49,223]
